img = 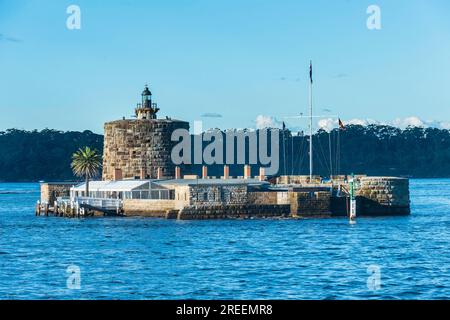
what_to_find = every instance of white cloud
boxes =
[392,116,424,128]
[431,121,450,130]
[317,118,336,132]
[347,118,380,126]
[391,116,450,130]
[257,115,450,132]
[319,116,450,130]
[255,115,283,129]
[317,118,381,132]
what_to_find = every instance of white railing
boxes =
[58,197,122,210]
[63,189,174,202]
[123,189,173,200]
[76,197,122,209]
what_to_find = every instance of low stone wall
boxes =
[178,204,290,220]
[328,177,410,216]
[40,183,75,206]
[357,177,409,207]
[289,191,331,217]
[189,184,248,205]
[356,196,410,216]
[123,199,177,217]
[247,191,278,205]
[277,192,290,204]
[277,175,322,185]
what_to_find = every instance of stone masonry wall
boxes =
[102,119,189,180]
[189,184,248,206]
[178,204,291,220]
[277,175,322,185]
[40,183,75,206]
[355,177,410,215]
[247,191,278,205]
[289,191,332,217]
[123,199,177,217]
[357,177,410,207]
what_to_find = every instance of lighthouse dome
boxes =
[142,85,152,96]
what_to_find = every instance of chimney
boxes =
[113,168,122,181]
[202,166,208,179]
[157,167,163,179]
[244,165,251,179]
[140,168,146,180]
[175,166,181,179]
[259,167,265,181]
[223,165,229,179]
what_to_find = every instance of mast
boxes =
[329,130,333,180]
[309,61,313,181]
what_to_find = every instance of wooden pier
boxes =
[36,197,124,217]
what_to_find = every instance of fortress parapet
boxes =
[274,176,410,217]
[356,176,410,215]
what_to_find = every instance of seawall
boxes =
[38,176,411,219]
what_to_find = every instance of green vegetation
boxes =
[310,125,450,178]
[0,129,103,182]
[71,147,102,195]
[0,125,449,181]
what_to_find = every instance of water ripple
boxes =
[1,180,450,299]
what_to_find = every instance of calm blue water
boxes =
[0,179,449,300]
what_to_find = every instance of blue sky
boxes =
[1,0,450,133]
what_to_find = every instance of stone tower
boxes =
[102,86,189,180]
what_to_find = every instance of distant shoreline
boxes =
[2,125,450,180]
[1,177,450,184]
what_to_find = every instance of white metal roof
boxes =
[72,178,269,192]
[155,178,269,187]
[71,180,150,192]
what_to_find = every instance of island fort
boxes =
[38,86,411,219]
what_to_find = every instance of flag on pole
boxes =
[338,118,346,130]
[309,61,313,84]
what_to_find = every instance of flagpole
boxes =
[309,61,313,182]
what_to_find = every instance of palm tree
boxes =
[71,147,102,197]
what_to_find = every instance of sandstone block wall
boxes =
[40,183,75,205]
[247,191,278,205]
[178,204,291,220]
[289,191,331,217]
[123,199,177,217]
[357,177,410,207]
[102,119,189,180]
[189,184,248,206]
[354,176,410,215]
[277,192,290,204]
[277,175,322,185]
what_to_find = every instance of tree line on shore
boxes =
[308,124,450,178]
[0,124,449,182]
[0,129,103,182]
